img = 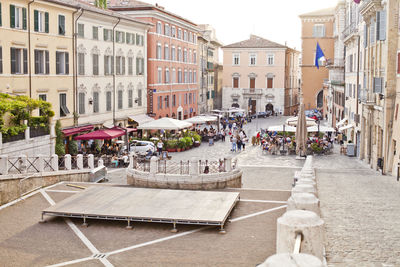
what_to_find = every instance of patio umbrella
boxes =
[307,125,335,132]
[286,116,317,127]
[137,117,193,130]
[74,128,126,140]
[184,116,208,124]
[267,125,297,132]
[295,104,308,156]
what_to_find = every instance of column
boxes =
[65,154,72,170]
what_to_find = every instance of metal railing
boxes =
[199,159,224,174]
[157,160,190,175]
[342,23,359,40]
[135,161,150,172]
[43,157,54,172]
[242,88,263,95]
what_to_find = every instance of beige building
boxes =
[222,35,300,116]
[300,7,335,113]
[0,0,76,127]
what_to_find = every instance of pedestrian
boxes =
[231,135,237,152]
[221,129,226,142]
[237,136,242,151]
[157,140,163,155]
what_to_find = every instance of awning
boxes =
[129,114,154,125]
[62,125,94,137]
[74,128,126,140]
[286,116,317,127]
[137,117,192,130]
[307,125,335,132]
[336,118,348,127]
[267,125,297,132]
[339,124,354,132]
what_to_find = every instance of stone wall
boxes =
[1,134,53,157]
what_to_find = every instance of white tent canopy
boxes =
[137,117,193,130]
[184,116,207,124]
[339,124,354,132]
[267,125,297,132]
[336,118,348,127]
[286,116,317,127]
[129,114,154,125]
[307,125,335,132]
[198,115,218,122]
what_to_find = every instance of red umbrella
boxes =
[74,128,125,140]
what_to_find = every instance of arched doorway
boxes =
[265,103,274,112]
[316,90,323,108]
[231,103,240,108]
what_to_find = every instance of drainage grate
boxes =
[92,253,107,259]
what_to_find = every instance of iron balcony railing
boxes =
[342,23,359,40]
[242,88,263,95]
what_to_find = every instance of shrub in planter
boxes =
[177,139,185,152]
[166,140,178,152]
[182,136,193,149]
[310,143,323,154]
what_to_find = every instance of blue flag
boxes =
[315,42,326,69]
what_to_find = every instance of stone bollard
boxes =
[65,154,72,170]
[296,178,316,187]
[50,122,56,138]
[18,155,27,174]
[292,184,316,196]
[88,154,94,170]
[0,155,8,175]
[25,127,30,141]
[287,193,320,215]
[150,156,158,174]
[128,153,134,169]
[259,253,323,267]
[277,210,325,260]
[37,155,45,172]
[51,154,59,171]
[224,156,232,172]
[76,154,84,170]
[189,157,199,176]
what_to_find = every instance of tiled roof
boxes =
[299,7,335,17]
[223,35,287,49]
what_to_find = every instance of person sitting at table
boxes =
[204,166,210,174]
[145,149,153,160]
[111,154,119,168]
[160,150,171,160]
[122,153,129,167]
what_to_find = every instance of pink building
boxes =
[110,1,199,119]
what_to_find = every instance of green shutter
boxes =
[23,49,28,74]
[45,12,49,33]
[103,29,107,41]
[34,10,38,31]
[0,3,3,27]
[22,8,26,30]
[65,53,69,74]
[10,5,15,28]
[56,52,60,74]
[45,50,49,74]
[59,15,65,35]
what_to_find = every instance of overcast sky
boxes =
[146,0,338,55]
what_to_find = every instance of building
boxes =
[221,35,300,116]
[109,1,199,120]
[0,0,76,127]
[197,24,222,113]
[299,7,335,113]
[214,64,223,110]
[73,4,151,129]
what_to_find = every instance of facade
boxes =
[0,0,75,127]
[110,1,199,120]
[222,35,300,116]
[197,24,222,113]
[74,7,150,128]
[300,7,335,112]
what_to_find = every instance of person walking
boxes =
[221,129,226,142]
[231,135,237,152]
[237,136,242,151]
[157,140,163,155]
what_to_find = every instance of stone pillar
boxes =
[260,253,323,267]
[76,154,84,170]
[88,154,94,170]
[0,155,8,175]
[189,157,199,176]
[49,121,56,156]
[37,155,45,172]
[292,184,317,196]
[25,127,30,141]
[224,156,232,172]
[50,121,56,138]
[98,159,104,167]
[65,154,72,170]
[18,155,27,174]
[287,193,320,215]
[51,154,59,172]
[128,152,136,169]
[277,210,325,260]
[150,156,158,174]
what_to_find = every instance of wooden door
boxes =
[250,78,255,89]
[251,100,256,114]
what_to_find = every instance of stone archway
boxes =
[317,90,323,108]
[231,103,240,108]
[265,103,274,111]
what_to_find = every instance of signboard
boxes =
[148,88,153,114]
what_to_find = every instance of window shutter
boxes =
[104,28,107,41]
[34,50,39,74]
[34,10,38,31]
[23,49,28,74]
[22,8,26,30]
[111,56,114,74]
[104,55,107,75]
[322,26,325,37]
[0,3,2,27]
[45,51,49,74]
[45,12,49,33]
[0,47,2,74]
[10,48,15,73]
[379,10,386,41]
[122,57,125,75]
[376,12,380,41]
[59,15,65,35]
[65,53,69,74]
[10,5,15,28]
[122,32,125,43]
[136,58,139,75]
[126,33,130,44]
[373,77,383,93]
[56,52,60,74]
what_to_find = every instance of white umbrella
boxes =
[184,116,207,124]
[307,125,335,132]
[267,125,297,132]
[198,115,218,122]
[286,116,317,127]
[137,117,193,130]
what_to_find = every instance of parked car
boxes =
[129,140,156,155]
[251,112,268,119]
[305,109,322,121]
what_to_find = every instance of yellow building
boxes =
[0,0,75,127]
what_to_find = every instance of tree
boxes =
[94,0,107,9]
[55,120,65,156]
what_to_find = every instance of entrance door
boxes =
[250,78,255,92]
[251,100,256,115]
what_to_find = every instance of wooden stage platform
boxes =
[42,186,240,232]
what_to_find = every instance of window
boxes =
[128,90,133,108]
[116,56,125,75]
[93,92,99,113]
[312,24,325,38]
[189,93,192,104]
[136,34,144,46]
[58,15,65,35]
[233,54,240,65]
[376,10,386,41]
[193,71,196,83]
[0,47,2,74]
[157,67,162,84]
[165,95,169,108]
[137,89,142,106]
[184,93,188,105]
[164,24,170,36]
[116,31,125,43]
[136,57,144,75]
[183,30,187,41]
[128,57,133,75]
[250,54,256,65]
[106,91,112,111]
[10,48,27,74]
[184,49,187,62]
[267,77,273,88]
[77,23,84,37]
[267,54,274,65]
[178,47,182,61]
[233,77,239,88]
[172,94,176,107]
[164,44,169,60]
[38,94,47,115]
[78,92,85,114]
[156,43,162,59]
[34,50,49,74]
[126,33,135,45]
[158,96,163,110]
[118,90,123,109]
[172,68,176,83]
[92,54,99,75]
[178,69,182,83]
[92,26,98,40]
[193,50,197,64]
[189,50,192,63]
[184,69,188,83]
[189,70,192,83]
[59,93,69,117]
[56,52,69,75]
[10,5,27,30]
[103,29,112,41]
[194,34,197,44]
[78,52,85,75]
[165,68,170,83]
[171,46,176,61]
[171,26,176,37]
[178,28,182,39]
[156,22,162,34]
[370,18,375,44]
[104,55,113,75]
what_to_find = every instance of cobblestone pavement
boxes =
[315,149,400,266]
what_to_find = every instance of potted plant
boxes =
[177,139,185,152]
[166,140,178,152]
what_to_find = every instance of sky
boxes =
[146,0,338,57]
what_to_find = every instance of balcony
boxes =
[360,0,383,21]
[242,88,263,96]
[342,23,359,41]
[329,70,345,86]
[326,58,345,69]
[207,62,214,71]
[360,90,376,106]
